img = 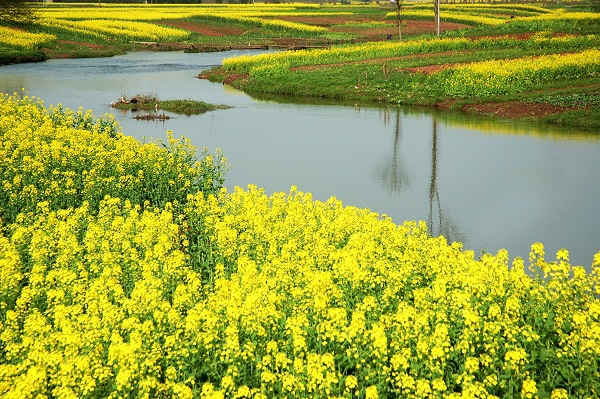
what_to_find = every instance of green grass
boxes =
[531,90,600,129]
[542,106,600,129]
[0,47,46,65]
[529,92,600,107]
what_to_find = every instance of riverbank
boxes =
[2,3,599,128]
[200,64,600,129]
[199,31,600,129]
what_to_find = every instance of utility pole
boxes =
[434,0,440,38]
[395,0,403,40]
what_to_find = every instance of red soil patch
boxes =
[42,40,112,58]
[221,73,250,85]
[56,40,105,49]
[277,16,471,40]
[463,101,569,119]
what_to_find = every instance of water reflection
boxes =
[427,114,464,247]
[435,108,600,140]
[374,108,410,193]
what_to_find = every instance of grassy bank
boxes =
[202,27,600,129]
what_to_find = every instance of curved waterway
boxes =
[1,50,599,268]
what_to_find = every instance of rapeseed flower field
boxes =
[1,94,599,399]
[431,49,600,97]
[0,27,55,50]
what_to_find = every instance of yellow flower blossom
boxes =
[550,388,569,399]
[365,385,378,399]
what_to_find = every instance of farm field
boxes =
[1,3,600,399]
[1,3,599,126]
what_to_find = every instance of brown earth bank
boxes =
[460,101,570,119]
[41,40,120,59]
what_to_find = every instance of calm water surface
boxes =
[2,51,599,267]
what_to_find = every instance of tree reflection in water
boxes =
[376,108,465,247]
[428,113,465,247]
[375,108,410,193]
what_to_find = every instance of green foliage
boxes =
[159,99,232,115]
[0,47,46,65]
[530,92,600,107]
[542,107,600,130]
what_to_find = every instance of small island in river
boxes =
[111,93,231,119]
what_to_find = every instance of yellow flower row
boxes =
[0,26,55,49]
[36,3,322,21]
[432,49,600,97]
[412,3,553,15]
[214,15,328,34]
[39,18,191,42]
[223,37,474,71]
[520,10,600,22]
[385,9,507,26]
[222,33,599,74]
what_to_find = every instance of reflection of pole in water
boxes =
[381,107,391,127]
[428,114,465,245]
[375,108,410,193]
[428,116,442,235]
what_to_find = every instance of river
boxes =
[1,50,599,268]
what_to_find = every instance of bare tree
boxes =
[0,0,36,23]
